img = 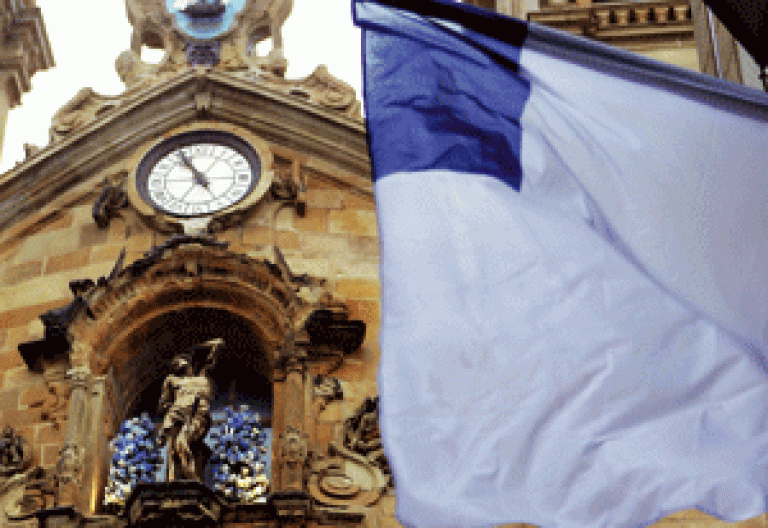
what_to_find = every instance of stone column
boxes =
[83,376,108,514]
[278,355,308,492]
[56,367,92,510]
[272,347,311,523]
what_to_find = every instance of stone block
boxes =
[346,300,380,324]
[316,400,341,424]
[664,510,719,521]
[275,206,294,231]
[2,260,43,286]
[88,243,128,264]
[19,385,49,408]
[275,230,300,250]
[334,279,381,300]
[7,270,87,310]
[306,189,343,209]
[0,351,25,372]
[331,258,379,280]
[6,326,31,348]
[13,229,80,264]
[2,408,42,426]
[123,233,155,253]
[314,422,335,445]
[218,226,243,246]
[44,250,89,274]
[284,258,331,278]
[0,388,21,410]
[41,443,61,467]
[329,210,378,237]
[0,299,70,330]
[342,192,376,210]
[107,218,129,242]
[36,211,75,234]
[79,223,110,247]
[301,234,349,255]
[243,226,272,246]
[379,515,405,528]
[10,279,69,310]
[3,366,42,389]
[348,235,380,257]
[334,360,368,383]
[736,515,768,528]
[35,423,63,445]
[294,207,329,233]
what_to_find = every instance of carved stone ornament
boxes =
[27,368,72,430]
[0,428,32,479]
[278,427,309,491]
[242,65,362,118]
[125,481,223,528]
[313,375,343,414]
[93,179,129,229]
[309,397,391,509]
[124,0,292,73]
[56,443,85,488]
[49,88,122,143]
[2,467,57,523]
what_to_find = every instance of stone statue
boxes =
[158,338,224,481]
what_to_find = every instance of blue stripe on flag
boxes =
[357,0,529,190]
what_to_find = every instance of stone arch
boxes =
[65,237,324,426]
[23,235,366,516]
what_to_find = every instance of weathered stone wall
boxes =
[0,144,384,520]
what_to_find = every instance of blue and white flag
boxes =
[354,1,768,527]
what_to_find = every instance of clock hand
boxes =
[178,151,210,189]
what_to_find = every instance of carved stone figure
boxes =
[0,428,31,479]
[115,50,158,88]
[125,0,170,55]
[278,426,308,491]
[235,0,293,75]
[158,339,223,481]
[308,397,391,508]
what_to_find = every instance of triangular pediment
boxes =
[0,67,371,244]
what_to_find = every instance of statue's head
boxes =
[171,354,193,373]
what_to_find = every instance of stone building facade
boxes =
[0,1,764,528]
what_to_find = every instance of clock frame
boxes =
[135,130,264,218]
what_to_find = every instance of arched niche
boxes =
[50,236,361,516]
[120,307,272,420]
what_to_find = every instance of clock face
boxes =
[136,131,261,217]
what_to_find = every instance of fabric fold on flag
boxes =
[354,1,768,527]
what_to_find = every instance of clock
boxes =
[136,130,261,217]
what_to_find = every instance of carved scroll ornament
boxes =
[0,428,32,480]
[309,397,391,508]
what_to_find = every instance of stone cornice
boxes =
[528,0,694,47]
[0,68,371,237]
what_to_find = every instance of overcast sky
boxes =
[0,0,362,172]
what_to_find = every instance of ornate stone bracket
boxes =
[237,65,362,118]
[0,428,32,481]
[309,397,391,510]
[313,375,343,414]
[93,179,129,229]
[17,253,125,372]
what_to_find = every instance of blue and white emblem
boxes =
[167,0,247,40]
